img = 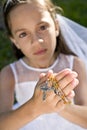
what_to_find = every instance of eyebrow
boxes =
[14,28,26,34]
[14,21,49,34]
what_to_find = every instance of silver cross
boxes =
[40,82,53,100]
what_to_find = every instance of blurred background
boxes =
[0,0,87,70]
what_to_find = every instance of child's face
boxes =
[9,3,59,68]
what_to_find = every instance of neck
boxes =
[23,54,57,69]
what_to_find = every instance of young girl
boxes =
[0,0,87,130]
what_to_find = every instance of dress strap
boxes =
[69,55,74,70]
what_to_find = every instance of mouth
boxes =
[34,49,47,55]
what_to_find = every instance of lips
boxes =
[34,49,47,55]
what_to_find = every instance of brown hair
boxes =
[3,0,76,59]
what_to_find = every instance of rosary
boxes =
[41,75,71,104]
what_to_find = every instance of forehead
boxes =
[9,1,49,17]
[9,3,53,29]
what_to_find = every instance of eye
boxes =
[19,32,27,38]
[39,24,48,31]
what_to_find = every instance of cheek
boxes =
[45,31,57,47]
[20,46,31,57]
[21,44,30,51]
[17,41,31,54]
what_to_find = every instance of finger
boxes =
[64,90,75,104]
[63,78,79,96]
[57,71,78,89]
[46,90,55,101]
[40,70,53,78]
[38,74,47,87]
[56,99,65,110]
[46,70,54,78]
[40,73,46,78]
[39,70,53,84]
[55,68,72,81]
[45,91,62,107]
[54,78,78,104]
[67,90,75,98]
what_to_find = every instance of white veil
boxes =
[57,14,87,69]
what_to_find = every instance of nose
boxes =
[31,33,44,44]
[38,39,44,43]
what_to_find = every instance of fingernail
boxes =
[71,71,78,77]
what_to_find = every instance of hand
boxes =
[54,68,79,103]
[31,69,79,114]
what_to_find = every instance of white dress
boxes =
[11,54,86,130]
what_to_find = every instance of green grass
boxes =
[0,31,16,69]
[52,0,87,27]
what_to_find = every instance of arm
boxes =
[73,57,87,105]
[59,104,87,128]
[0,67,78,130]
[0,99,40,130]
[59,57,87,128]
[0,66,40,130]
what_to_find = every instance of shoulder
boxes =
[1,64,14,78]
[73,56,86,71]
[0,64,15,89]
[73,56,86,81]
[73,57,87,105]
